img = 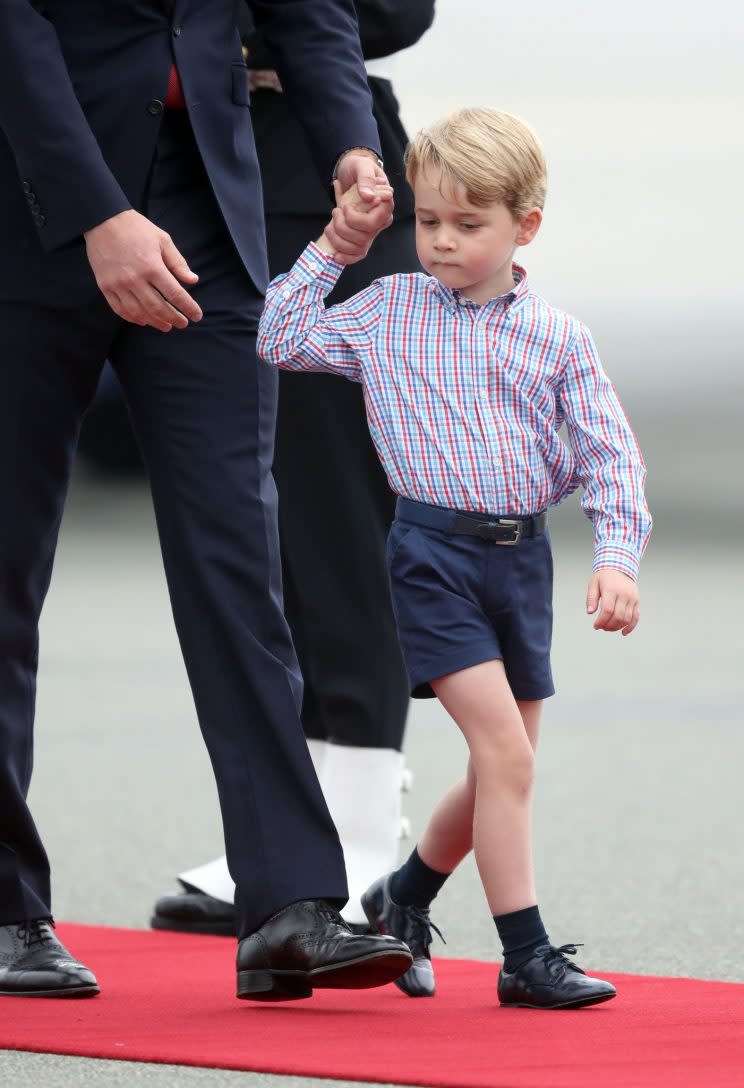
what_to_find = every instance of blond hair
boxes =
[405,107,547,218]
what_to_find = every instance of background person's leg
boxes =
[270,217,416,921]
[270,215,413,754]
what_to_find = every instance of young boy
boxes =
[257,108,651,1010]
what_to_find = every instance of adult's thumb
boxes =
[355,160,378,201]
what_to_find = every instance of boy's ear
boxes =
[515,207,542,246]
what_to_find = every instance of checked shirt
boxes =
[258,242,651,580]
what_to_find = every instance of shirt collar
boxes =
[429,263,530,314]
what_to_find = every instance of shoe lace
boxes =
[402,905,446,956]
[540,942,584,972]
[16,919,56,949]
[315,901,350,931]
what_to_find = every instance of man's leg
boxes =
[110,266,349,939]
[0,297,113,995]
[107,119,412,994]
[108,109,350,937]
[152,219,414,932]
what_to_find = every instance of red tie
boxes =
[165,5,186,108]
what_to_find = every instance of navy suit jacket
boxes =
[0,0,380,301]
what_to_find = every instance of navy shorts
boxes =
[387,498,555,701]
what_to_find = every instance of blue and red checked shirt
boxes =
[258,242,652,580]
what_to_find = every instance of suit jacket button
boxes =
[25,191,36,204]
[22,181,31,194]
[34,213,45,226]
[31,203,41,214]
[147,99,164,116]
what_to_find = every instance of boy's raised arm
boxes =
[257,243,382,380]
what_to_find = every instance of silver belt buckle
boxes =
[493,519,522,545]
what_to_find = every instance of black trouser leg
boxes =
[110,113,347,935]
[0,300,112,923]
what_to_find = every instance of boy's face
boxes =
[413,168,541,304]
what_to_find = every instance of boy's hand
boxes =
[586,569,640,636]
[321,177,394,266]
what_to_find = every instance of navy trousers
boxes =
[0,111,347,936]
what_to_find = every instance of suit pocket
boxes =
[387,522,418,568]
[231,63,251,106]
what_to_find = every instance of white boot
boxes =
[177,738,329,906]
[321,744,405,926]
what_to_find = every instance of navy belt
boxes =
[396,497,547,546]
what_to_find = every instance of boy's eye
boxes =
[418,218,437,227]
[460,223,479,231]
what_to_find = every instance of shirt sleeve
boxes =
[257,241,383,382]
[558,323,652,581]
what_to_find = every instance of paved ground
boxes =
[1,461,742,1086]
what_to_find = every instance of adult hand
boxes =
[323,176,394,266]
[84,210,203,332]
[586,569,640,636]
[334,148,387,202]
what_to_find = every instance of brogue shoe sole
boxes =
[237,948,412,1002]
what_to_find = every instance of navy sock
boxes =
[494,905,549,972]
[389,847,451,909]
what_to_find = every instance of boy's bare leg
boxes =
[417,690,541,879]
[429,661,541,915]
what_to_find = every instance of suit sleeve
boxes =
[0,1,131,252]
[248,0,381,183]
[354,0,436,60]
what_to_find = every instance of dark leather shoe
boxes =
[151,891,237,937]
[498,943,616,1009]
[361,873,441,997]
[0,920,99,997]
[236,899,413,1001]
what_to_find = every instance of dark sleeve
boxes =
[0,1,131,252]
[354,0,436,59]
[248,0,381,182]
[241,1,436,64]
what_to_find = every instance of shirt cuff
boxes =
[291,241,345,294]
[592,541,642,582]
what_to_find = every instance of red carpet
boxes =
[2,924,742,1087]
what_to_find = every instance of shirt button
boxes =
[307,262,318,273]
[479,388,489,400]
[147,99,164,116]
[281,289,291,299]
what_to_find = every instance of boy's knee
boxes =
[472,736,535,794]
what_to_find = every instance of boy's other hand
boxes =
[586,569,640,636]
[322,178,394,266]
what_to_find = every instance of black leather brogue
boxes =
[0,920,99,998]
[498,943,616,1009]
[236,899,412,1001]
[361,873,441,997]
[151,891,237,937]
